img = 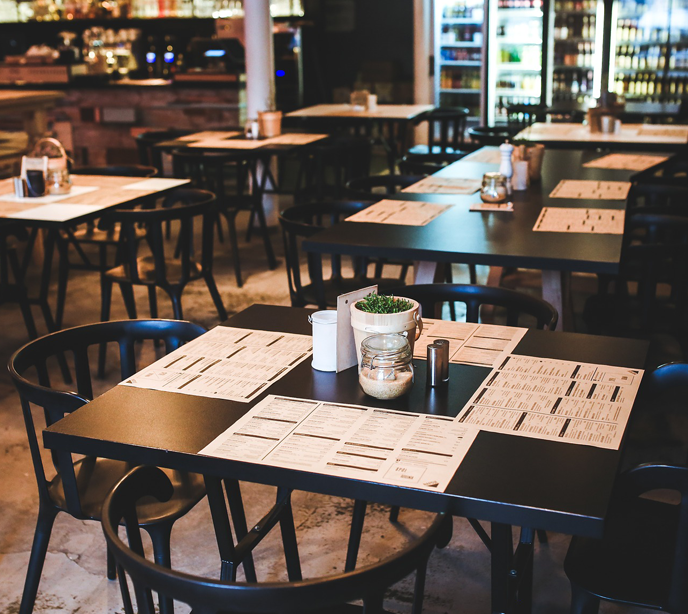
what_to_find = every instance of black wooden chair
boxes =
[172,149,276,287]
[399,152,470,176]
[345,173,426,202]
[565,463,688,614]
[407,106,471,156]
[584,213,688,366]
[626,182,688,215]
[100,188,228,323]
[631,153,688,187]
[291,135,372,204]
[505,103,548,134]
[0,222,38,339]
[103,465,452,614]
[135,129,195,175]
[279,201,403,308]
[54,165,158,329]
[8,319,208,614]
[72,165,158,178]
[467,126,512,147]
[387,283,558,330]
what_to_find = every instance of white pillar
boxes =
[244,0,275,119]
[413,0,433,145]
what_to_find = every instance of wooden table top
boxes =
[0,89,64,110]
[303,147,653,275]
[44,304,649,536]
[515,122,688,150]
[0,175,189,226]
[286,103,433,121]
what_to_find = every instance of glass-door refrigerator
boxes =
[610,0,688,107]
[435,0,487,125]
[487,0,545,124]
[549,0,603,109]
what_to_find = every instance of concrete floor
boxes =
[0,195,660,614]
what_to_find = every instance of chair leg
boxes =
[536,529,548,544]
[223,480,256,582]
[107,546,117,580]
[119,283,138,319]
[276,487,302,582]
[388,506,400,523]
[19,505,58,614]
[147,286,158,319]
[169,292,184,320]
[226,215,243,288]
[98,277,114,378]
[145,522,174,614]
[469,263,477,285]
[345,500,367,572]
[411,555,429,614]
[252,199,277,270]
[204,273,228,321]
[569,583,600,614]
[54,238,70,330]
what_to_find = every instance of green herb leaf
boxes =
[355,294,413,314]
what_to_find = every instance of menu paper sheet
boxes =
[402,177,482,195]
[200,395,479,492]
[638,125,688,139]
[456,355,643,449]
[346,199,452,226]
[583,153,669,171]
[122,178,189,191]
[533,207,625,234]
[414,319,527,368]
[0,185,99,205]
[188,138,268,149]
[266,133,329,145]
[177,131,241,141]
[549,180,631,200]
[120,327,312,403]
[463,148,502,164]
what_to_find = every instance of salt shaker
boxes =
[499,141,514,195]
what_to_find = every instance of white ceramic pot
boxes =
[350,298,423,369]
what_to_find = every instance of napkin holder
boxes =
[335,285,377,372]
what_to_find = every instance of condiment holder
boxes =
[480,172,508,203]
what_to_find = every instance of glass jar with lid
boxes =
[480,172,508,203]
[359,333,414,400]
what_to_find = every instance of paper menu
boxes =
[120,326,312,403]
[177,131,241,141]
[549,180,631,200]
[122,178,189,191]
[187,138,267,149]
[266,133,329,145]
[463,148,502,164]
[402,177,482,195]
[455,354,643,449]
[413,319,527,368]
[0,185,99,205]
[583,154,668,171]
[345,199,452,226]
[533,207,625,234]
[200,395,479,492]
[637,125,688,139]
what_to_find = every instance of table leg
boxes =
[541,269,573,332]
[491,522,513,614]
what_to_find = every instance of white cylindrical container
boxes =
[367,94,378,112]
[513,160,529,191]
[309,310,338,372]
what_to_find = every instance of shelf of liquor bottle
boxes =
[496,88,541,96]
[497,8,542,16]
[497,39,543,45]
[440,61,483,67]
[554,64,594,70]
[616,40,672,47]
[441,42,483,48]
[442,17,483,24]
[554,37,595,43]
[440,88,481,94]
[556,9,596,15]
[497,64,542,71]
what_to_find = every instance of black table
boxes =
[43,304,649,614]
[303,147,666,331]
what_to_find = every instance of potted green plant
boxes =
[258,96,282,138]
[350,293,422,367]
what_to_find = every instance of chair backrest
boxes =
[135,129,195,168]
[416,107,470,154]
[618,213,688,328]
[631,153,688,187]
[613,464,688,612]
[386,283,558,330]
[71,165,158,177]
[467,126,512,146]
[627,182,688,214]
[171,149,256,205]
[103,465,446,614]
[345,174,425,201]
[279,201,371,307]
[8,319,206,518]
[101,188,218,288]
[505,104,548,133]
[399,152,468,176]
